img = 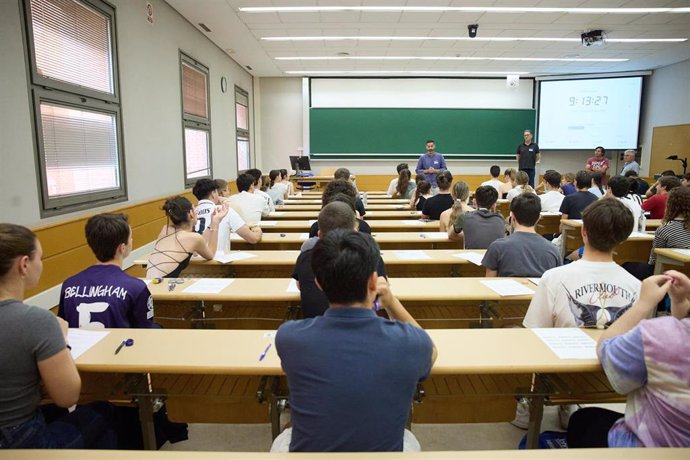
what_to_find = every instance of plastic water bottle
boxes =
[638,212,647,233]
[362,192,368,207]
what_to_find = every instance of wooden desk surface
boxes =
[5,449,685,460]
[270,210,423,220]
[277,203,412,211]
[284,198,410,205]
[654,247,690,263]
[562,219,662,231]
[74,327,597,375]
[227,232,453,246]
[259,219,439,232]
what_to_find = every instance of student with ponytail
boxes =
[410,180,432,211]
[440,181,473,232]
[392,168,416,200]
[499,168,517,199]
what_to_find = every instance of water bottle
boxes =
[638,212,646,233]
[362,192,368,207]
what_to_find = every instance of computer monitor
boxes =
[297,156,311,171]
[289,155,300,171]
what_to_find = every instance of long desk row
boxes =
[270,210,423,220]
[258,219,439,232]
[229,232,460,250]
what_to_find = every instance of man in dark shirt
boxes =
[421,170,453,220]
[516,129,540,187]
[295,202,385,318]
[559,170,598,220]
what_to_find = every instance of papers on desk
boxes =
[68,329,110,360]
[214,251,257,264]
[299,233,310,241]
[480,279,534,297]
[540,211,561,216]
[419,232,447,240]
[528,278,541,286]
[308,220,317,226]
[259,221,277,227]
[532,328,597,360]
[270,212,285,216]
[403,220,422,225]
[672,249,690,256]
[453,252,484,266]
[393,250,431,260]
[183,279,235,294]
[286,278,300,293]
[141,279,153,286]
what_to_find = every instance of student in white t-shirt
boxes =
[246,168,276,213]
[607,175,642,232]
[228,173,271,225]
[506,170,536,203]
[539,170,565,213]
[480,165,504,193]
[386,163,409,195]
[192,178,222,234]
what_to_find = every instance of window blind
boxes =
[182,62,208,119]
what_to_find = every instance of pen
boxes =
[373,297,380,312]
[115,338,134,355]
[259,343,272,361]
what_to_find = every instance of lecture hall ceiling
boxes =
[166,0,690,77]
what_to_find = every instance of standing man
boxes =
[585,146,610,184]
[516,129,540,188]
[620,149,640,176]
[415,139,446,193]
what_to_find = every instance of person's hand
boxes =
[428,167,436,174]
[375,276,395,309]
[665,270,690,304]
[637,275,672,311]
[56,316,69,340]
[211,203,229,223]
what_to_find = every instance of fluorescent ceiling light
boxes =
[262,36,688,44]
[276,56,628,62]
[285,70,531,75]
[241,6,690,14]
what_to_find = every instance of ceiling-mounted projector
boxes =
[581,30,607,47]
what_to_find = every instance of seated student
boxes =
[644,169,676,199]
[539,169,565,213]
[59,214,153,329]
[506,170,536,203]
[386,163,409,195]
[334,167,366,216]
[421,170,453,220]
[246,168,276,213]
[193,178,223,233]
[274,229,437,452]
[482,194,561,277]
[625,175,643,205]
[560,172,576,196]
[439,181,472,232]
[228,173,271,225]
[559,170,598,220]
[214,178,230,198]
[588,172,605,198]
[280,169,295,196]
[308,181,372,237]
[392,168,416,200]
[448,186,505,249]
[481,165,503,193]
[0,223,115,449]
[682,173,690,187]
[624,170,649,197]
[499,168,516,199]
[295,202,386,318]
[606,175,642,230]
[268,170,289,205]
[410,180,432,211]
[642,175,681,219]
[568,271,690,448]
[146,196,227,278]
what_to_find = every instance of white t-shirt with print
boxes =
[194,199,216,234]
[523,260,641,329]
[254,189,275,213]
[539,191,565,213]
[216,207,247,254]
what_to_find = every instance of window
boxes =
[23,0,125,214]
[181,53,211,185]
[235,86,250,172]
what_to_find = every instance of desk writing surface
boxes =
[229,232,451,245]
[387,277,535,301]
[284,198,409,205]
[148,278,299,302]
[259,219,439,231]
[278,204,410,211]
[654,247,690,262]
[269,210,423,220]
[562,219,661,230]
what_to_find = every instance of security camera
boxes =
[468,24,478,38]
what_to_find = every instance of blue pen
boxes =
[373,298,380,312]
[259,343,272,361]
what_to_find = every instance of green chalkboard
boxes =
[310,108,535,160]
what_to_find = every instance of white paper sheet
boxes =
[403,220,422,225]
[532,328,598,360]
[672,248,690,256]
[141,279,153,286]
[528,277,541,285]
[286,278,300,293]
[308,220,317,226]
[259,221,277,227]
[214,252,257,263]
[419,232,447,240]
[299,233,310,240]
[270,212,285,216]
[480,279,534,296]
[540,211,561,216]
[183,279,235,294]
[453,252,484,266]
[393,250,431,260]
[68,329,110,360]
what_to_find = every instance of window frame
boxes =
[22,0,127,216]
[180,51,212,187]
[235,85,250,174]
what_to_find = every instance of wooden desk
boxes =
[496,199,510,218]
[278,203,411,211]
[270,210,424,220]
[284,198,410,205]
[535,213,561,235]
[654,247,690,275]
[289,175,355,189]
[560,219,655,264]
[259,219,439,233]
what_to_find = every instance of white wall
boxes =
[0,0,253,227]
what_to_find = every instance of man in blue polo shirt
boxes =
[273,230,437,452]
[415,139,446,192]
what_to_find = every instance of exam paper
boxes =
[68,329,110,360]
[480,279,534,296]
[419,232,447,240]
[141,279,153,286]
[528,278,541,286]
[259,221,277,227]
[183,279,235,294]
[299,233,310,241]
[393,250,431,261]
[270,212,285,216]
[532,328,598,360]
[403,220,422,225]
[453,252,484,266]
[286,278,300,293]
[214,252,257,263]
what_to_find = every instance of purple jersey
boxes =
[59,265,154,329]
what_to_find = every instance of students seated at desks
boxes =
[559,170,598,220]
[539,169,565,213]
[481,165,503,193]
[642,175,681,219]
[624,186,690,280]
[59,214,153,329]
[308,180,372,237]
[274,229,436,452]
[482,194,561,277]
[268,170,289,205]
[392,168,416,200]
[192,178,223,233]
[448,185,505,249]
[560,172,576,196]
[625,175,644,205]
[386,162,409,195]
[421,170,453,220]
[499,168,516,199]
[0,224,116,449]
[334,167,366,216]
[439,181,472,233]
[410,180,432,211]
[607,176,642,232]
[245,168,276,213]
[214,178,230,198]
[568,271,690,448]
[644,169,675,199]
[588,172,606,198]
[296,202,387,318]
[146,196,228,278]
[505,170,535,203]
[228,173,271,225]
